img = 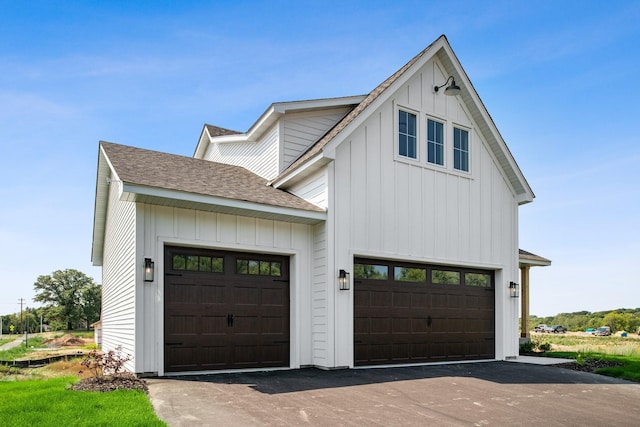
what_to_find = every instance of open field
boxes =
[530,331,640,357]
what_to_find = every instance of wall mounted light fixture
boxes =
[509,281,519,298]
[144,258,155,282]
[434,76,461,96]
[339,269,350,291]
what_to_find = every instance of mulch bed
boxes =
[70,373,148,393]
[554,358,624,373]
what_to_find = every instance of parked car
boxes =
[594,326,611,336]
[534,324,548,333]
[549,325,566,333]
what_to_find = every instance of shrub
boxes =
[80,346,131,380]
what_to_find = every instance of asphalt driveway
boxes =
[146,361,640,426]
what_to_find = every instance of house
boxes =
[92,35,537,376]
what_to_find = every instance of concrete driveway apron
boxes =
[146,361,640,426]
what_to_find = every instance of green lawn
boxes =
[0,376,166,426]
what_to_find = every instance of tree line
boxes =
[529,308,640,334]
[1,269,100,334]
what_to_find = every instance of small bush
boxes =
[520,339,551,354]
[80,346,132,380]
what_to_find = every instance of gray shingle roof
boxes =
[205,124,241,138]
[519,249,552,265]
[100,141,324,213]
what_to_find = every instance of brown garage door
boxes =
[354,258,494,366]
[164,246,289,372]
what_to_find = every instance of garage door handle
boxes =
[166,342,182,346]
[427,316,432,326]
[227,314,234,327]
[166,273,183,276]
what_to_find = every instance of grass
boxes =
[0,376,166,426]
[529,332,640,382]
[0,337,45,361]
[0,337,15,346]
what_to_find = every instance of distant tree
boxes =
[603,312,627,333]
[33,269,101,330]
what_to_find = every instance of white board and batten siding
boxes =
[330,56,522,362]
[281,107,352,170]
[101,177,137,372]
[204,125,280,181]
[138,204,315,374]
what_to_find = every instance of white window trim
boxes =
[452,122,472,174]
[395,104,421,164]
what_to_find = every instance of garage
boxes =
[354,258,495,366]
[164,246,290,372]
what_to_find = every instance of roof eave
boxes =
[121,182,327,225]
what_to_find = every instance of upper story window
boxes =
[427,119,444,166]
[453,127,469,172]
[398,110,417,159]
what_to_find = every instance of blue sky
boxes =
[1,1,638,318]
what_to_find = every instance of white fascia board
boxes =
[120,182,327,223]
[91,145,121,266]
[270,152,325,189]
[519,258,552,267]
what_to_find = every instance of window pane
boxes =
[270,262,281,276]
[260,261,270,275]
[454,128,469,172]
[399,110,417,159]
[399,134,407,157]
[394,267,426,282]
[237,259,248,274]
[408,135,416,158]
[465,273,490,287]
[199,256,211,272]
[248,260,259,275]
[212,257,223,273]
[432,270,460,285]
[173,255,186,270]
[186,255,199,271]
[427,119,444,165]
[354,264,389,280]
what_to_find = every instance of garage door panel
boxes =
[201,315,227,335]
[355,258,495,366]
[165,246,289,372]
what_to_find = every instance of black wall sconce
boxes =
[434,75,461,96]
[144,258,155,282]
[509,281,519,298]
[339,269,350,291]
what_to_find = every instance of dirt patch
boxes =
[43,334,93,348]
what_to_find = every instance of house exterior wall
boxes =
[328,57,521,366]
[287,168,328,210]
[101,177,137,372]
[137,204,314,375]
[282,108,352,170]
[204,124,280,180]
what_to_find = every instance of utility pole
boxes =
[18,298,24,334]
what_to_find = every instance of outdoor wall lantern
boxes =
[338,269,350,291]
[434,75,461,96]
[144,258,155,282]
[509,281,519,298]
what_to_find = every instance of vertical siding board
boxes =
[409,165,424,256]
[101,179,136,371]
[365,112,383,251]
[380,103,397,254]
[350,131,367,250]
